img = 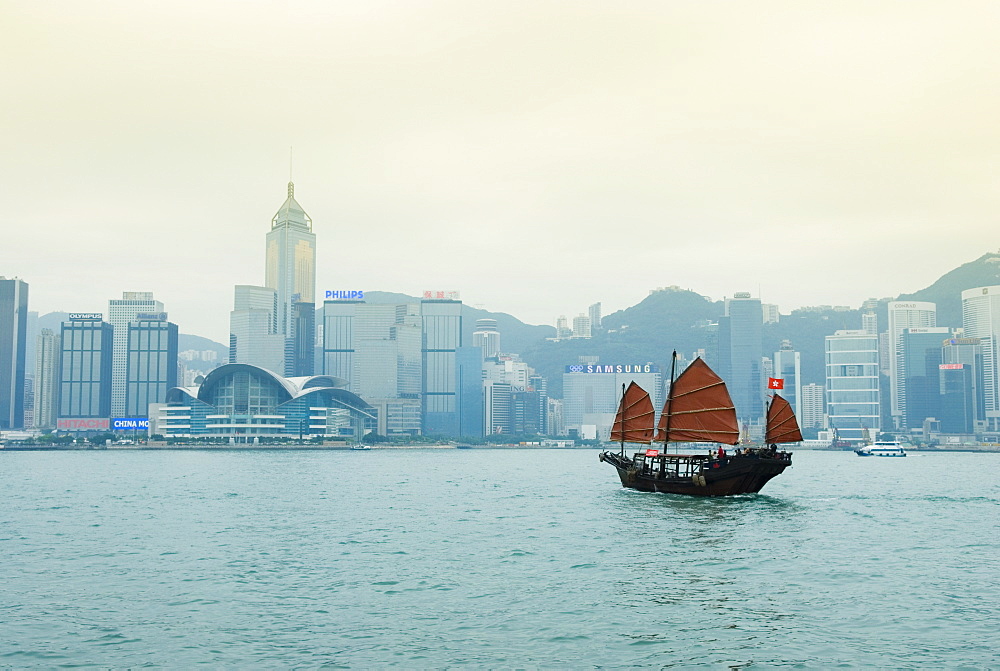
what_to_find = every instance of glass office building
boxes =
[899,327,950,429]
[961,286,1000,432]
[421,299,462,435]
[125,318,179,417]
[0,277,28,429]
[718,293,764,424]
[59,317,114,423]
[825,329,881,443]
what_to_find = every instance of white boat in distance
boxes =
[855,441,907,457]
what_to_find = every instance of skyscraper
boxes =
[33,328,59,430]
[887,301,936,428]
[562,361,663,440]
[799,383,825,430]
[322,299,361,382]
[59,316,113,429]
[718,292,764,425]
[125,317,178,417]
[899,327,950,429]
[265,181,316,376]
[588,302,602,330]
[472,319,501,359]
[941,336,985,430]
[421,297,463,435]
[772,340,802,420]
[961,285,1000,432]
[109,291,163,416]
[229,285,284,373]
[323,300,423,436]
[483,354,534,435]
[0,277,29,429]
[825,329,880,443]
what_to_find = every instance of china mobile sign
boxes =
[57,418,110,431]
[112,418,150,430]
[565,364,660,374]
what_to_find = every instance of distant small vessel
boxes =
[829,428,854,450]
[351,444,372,451]
[855,440,906,457]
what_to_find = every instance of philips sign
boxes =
[325,290,364,300]
[565,364,660,374]
[69,313,103,321]
[112,418,150,430]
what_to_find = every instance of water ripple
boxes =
[0,449,997,668]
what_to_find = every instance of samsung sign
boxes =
[69,313,103,321]
[112,418,150,430]
[325,290,364,300]
[565,364,660,374]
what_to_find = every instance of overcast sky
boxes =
[3,1,998,342]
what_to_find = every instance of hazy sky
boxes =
[3,1,998,342]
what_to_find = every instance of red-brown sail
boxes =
[655,358,739,445]
[765,393,803,444]
[610,381,655,444]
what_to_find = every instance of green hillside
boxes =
[896,252,1000,328]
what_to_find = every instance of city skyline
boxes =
[4,1,999,343]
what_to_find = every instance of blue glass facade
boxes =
[456,345,484,438]
[939,364,976,434]
[126,319,178,417]
[163,363,374,441]
[0,278,28,429]
[718,295,764,424]
[422,300,462,436]
[900,330,947,429]
[59,319,113,420]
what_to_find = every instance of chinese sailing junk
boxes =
[600,353,798,496]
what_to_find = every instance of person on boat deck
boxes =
[717,446,726,459]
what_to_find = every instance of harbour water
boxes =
[2,449,997,668]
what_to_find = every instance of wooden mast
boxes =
[662,350,677,451]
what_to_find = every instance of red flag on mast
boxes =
[768,378,784,390]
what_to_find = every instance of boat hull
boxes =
[600,451,791,496]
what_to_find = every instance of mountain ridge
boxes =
[32,251,1000,399]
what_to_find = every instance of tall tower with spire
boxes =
[265,181,316,375]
